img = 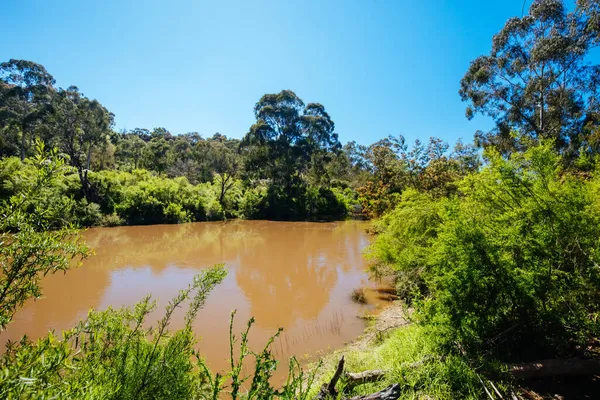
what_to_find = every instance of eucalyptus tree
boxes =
[0,59,55,160]
[115,131,148,169]
[51,86,114,201]
[460,0,600,161]
[241,90,340,217]
[212,140,241,206]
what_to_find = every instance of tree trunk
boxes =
[219,174,230,206]
[78,168,88,201]
[86,145,93,171]
[20,126,26,161]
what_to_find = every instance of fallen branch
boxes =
[345,369,388,390]
[341,355,441,392]
[314,357,401,400]
[510,358,600,379]
[347,384,401,400]
[315,356,345,399]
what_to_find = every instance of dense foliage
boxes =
[368,141,600,362]
[1,58,478,223]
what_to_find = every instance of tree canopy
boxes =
[460,0,600,161]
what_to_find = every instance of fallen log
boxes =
[344,369,387,390]
[315,356,345,399]
[347,384,401,400]
[316,354,442,397]
[510,358,600,379]
[314,357,401,400]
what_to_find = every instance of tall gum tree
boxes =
[242,90,339,187]
[0,60,55,160]
[51,86,113,202]
[241,90,340,218]
[460,0,600,162]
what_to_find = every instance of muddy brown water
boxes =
[3,220,386,380]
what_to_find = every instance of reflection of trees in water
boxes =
[233,221,368,329]
[3,222,265,345]
[3,221,371,353]
[83,221,266,272]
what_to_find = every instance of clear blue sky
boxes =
[0,0,557,146]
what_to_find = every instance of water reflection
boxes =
[3,220,377,375]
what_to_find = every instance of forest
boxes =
[0,65,480,225]
[2,0,600,399]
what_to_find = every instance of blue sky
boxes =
[1,0,555,146]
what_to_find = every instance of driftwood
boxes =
[315,357,400,400]
[314,354,444,399]
[316,356,346,399]
[344,369,388,390]
[510,358,600,379]
[347,384,401,400]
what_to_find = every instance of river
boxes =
[3,220,386,378]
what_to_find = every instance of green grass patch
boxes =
[312,324,488,399]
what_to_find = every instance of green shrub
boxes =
[163,202,192,224]
[0,141,90,328]
[73,199,103,226]
[368,142,600,360]
[89,170,223,224]
[305,186,348,220]
[100,212,125,227]
[238,183,269,219]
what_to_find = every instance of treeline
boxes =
[0,64,479,224]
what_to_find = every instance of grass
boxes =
[310,324,489,399]
[350,288,367,304]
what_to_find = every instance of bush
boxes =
[305,186,349,220]
[238,183,269,219]
[368,142,600,360]
[89,170,225,224]
[0,142,90,328]
[163,202,192,224]
[73,199,103,226]
[100,212,125,227]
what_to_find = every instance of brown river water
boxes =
[3,220,386,379]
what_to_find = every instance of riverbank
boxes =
[309,303,600,400]
[308,302,486,399]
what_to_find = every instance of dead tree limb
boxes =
[347,384,401,400]
[314,357,401,400]
[344,369,388,390]
[315,356,345,399]
[510,358,600,379]
[342,354,438,392]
